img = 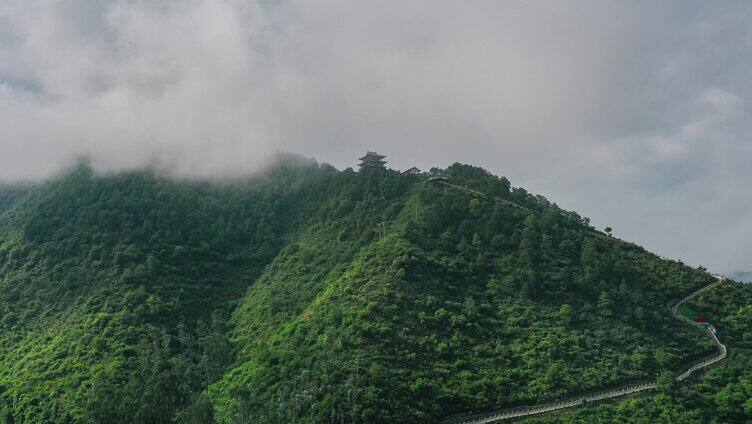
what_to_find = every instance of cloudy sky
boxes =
[1,1,751,274]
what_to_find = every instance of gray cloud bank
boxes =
[1,1,751,273]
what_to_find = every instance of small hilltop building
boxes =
[403,167,421,174]
[359,151,387,171]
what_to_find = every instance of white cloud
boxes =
[1,1,751,272]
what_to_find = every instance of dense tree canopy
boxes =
[0,157,748,423]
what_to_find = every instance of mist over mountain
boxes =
[2,2,752,422]
[730,271,752,283]
[2,1,752,273]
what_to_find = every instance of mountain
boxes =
[0,157,750,424]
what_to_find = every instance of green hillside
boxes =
[0,157,749,423]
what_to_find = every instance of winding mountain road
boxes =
[432,180,731,423]
[443,278,729,424]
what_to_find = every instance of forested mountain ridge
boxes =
[0,156,749,423]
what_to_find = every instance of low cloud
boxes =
[1,1,751,272]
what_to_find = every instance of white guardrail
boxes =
[444,277,728,424]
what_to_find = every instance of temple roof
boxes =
[359,151,386,161]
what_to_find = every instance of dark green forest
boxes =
[0,156,749,423]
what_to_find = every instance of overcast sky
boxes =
[1,1,751,274]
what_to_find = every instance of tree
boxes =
[657,371,677,395]
[520,215,540,268]
[604,227,613,236]
[559,304,572,325]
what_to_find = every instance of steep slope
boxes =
[207,164,717,423]
[0,159,743,424]
[0,158,340,423]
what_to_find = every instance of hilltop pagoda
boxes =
[358,151,387,171]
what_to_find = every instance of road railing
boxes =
[676,326,727,382]
[442,381,658,424]
[442,279,730,423]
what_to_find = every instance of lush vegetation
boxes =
[525,281,752,424]
[0,156,748,423]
